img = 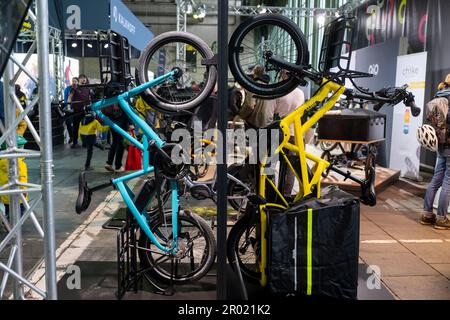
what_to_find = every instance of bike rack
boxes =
[103,211,175,299]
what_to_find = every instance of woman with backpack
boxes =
[421,74,450,230]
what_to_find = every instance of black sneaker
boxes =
[105,164,114,172]
[434,218,450,230]
[420,214,437,225]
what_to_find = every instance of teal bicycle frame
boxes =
[89,70,179,254]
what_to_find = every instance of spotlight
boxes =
[193,4,207,20]
[71,42,78,48]
[186,3,193,14]
[104,43,109,49]
[86,43,93,48]
[76,30,83,36]
[257,5,267,14]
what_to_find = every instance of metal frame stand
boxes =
[0,0,57,300]
[216,0,229,300]
[102,194,175,299]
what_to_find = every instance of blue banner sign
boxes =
[50,0,153,51]
[109,0,153,51]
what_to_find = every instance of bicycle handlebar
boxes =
[345,86,421,117]
[267,52,421,117]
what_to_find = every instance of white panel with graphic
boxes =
[390,52,427,180]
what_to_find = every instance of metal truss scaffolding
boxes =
[0,0,57,300]
[17,24,64,101]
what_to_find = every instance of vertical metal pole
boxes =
[217,0,228,300]
[3,60,24,300]
[36,0,57,300]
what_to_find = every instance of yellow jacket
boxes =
[135,96,161,128]
[79,119,101,136]
[0,158,28,204]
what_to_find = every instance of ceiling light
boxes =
[193,3,207,20]
[257,5,267,14]
[76,30,83,36]
[104,43,109,49]
[86,43,93,48]
[71,42,77,48]
[317,14,326,26]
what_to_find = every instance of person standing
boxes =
[239,65,276,128]
[64,77,78,144]
[13,85,27,136]
[69,74,91,148]
[422,74,450,230]
[104,104,130,172]
[274,70,305,197]
[79,112,103,171]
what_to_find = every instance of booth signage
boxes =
[60,0,110,30]
[390,52,427,180]
[353,39,400,167]
[50,0,153,52]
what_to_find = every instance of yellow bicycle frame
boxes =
[258,79,346,286]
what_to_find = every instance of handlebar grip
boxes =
[408,101,421,117]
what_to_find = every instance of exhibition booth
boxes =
[1,0,450,304]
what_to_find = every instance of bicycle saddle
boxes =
[75,172,92,214]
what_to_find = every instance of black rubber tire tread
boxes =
[226,212,260,283]
[229,14,309,98]
[138,212,216,284]
[136,31,217,113]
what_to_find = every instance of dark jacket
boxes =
[71,86,92,113]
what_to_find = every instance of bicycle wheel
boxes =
[227,213,260,283]
[138,211,216,284]
[227,163,255,213]
[136,31,217,113]
[229,14,309,98]
[319,141,338,152]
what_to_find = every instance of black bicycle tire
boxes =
[136,31,217,113]
[138,212,216,284]
[229,14,309,98]
[227,213,260,283]
[319,141,338,152]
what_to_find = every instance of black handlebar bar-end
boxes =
[408,101,421,117]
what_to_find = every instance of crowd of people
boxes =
[63,74,136,172]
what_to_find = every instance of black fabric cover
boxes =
[268,186,360,299]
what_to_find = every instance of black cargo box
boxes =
[317,108,386,143]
